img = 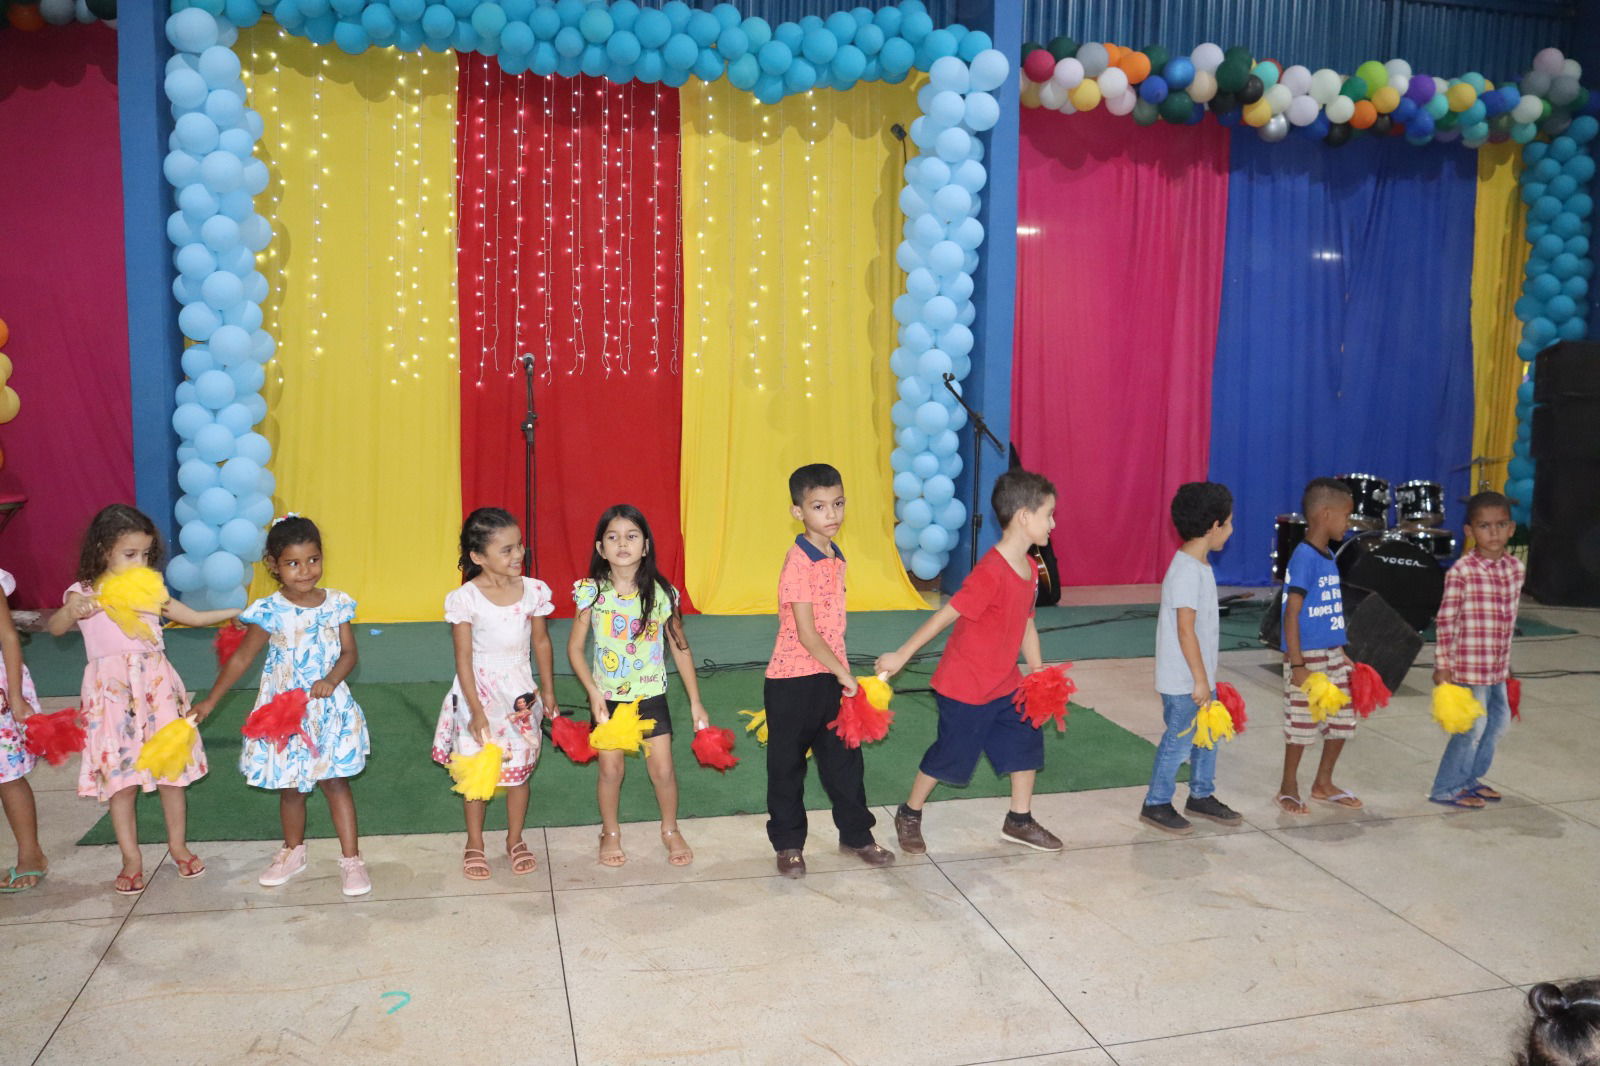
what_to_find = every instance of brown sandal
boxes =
[598,829,626,868]
[661,828,693,867]
[462,848,491,881]
[507,840,538,875]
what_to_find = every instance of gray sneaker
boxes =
[1139,803,1194,835]
[1185,795,1243,825]
[1000,816,1063,852]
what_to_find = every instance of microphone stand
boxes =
[519,353,538,576]
[942,373,1004,571]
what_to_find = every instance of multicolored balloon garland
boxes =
[2,0,115,31]
[160,0,1007,594]
[1020,36,1599,523]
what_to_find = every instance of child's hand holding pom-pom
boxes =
[240,689,318,754]
[1349,662,1391,718]
[1432,683,1486,734]
[448,743,505,800]
[548,714,598,764]
[96,566,166,642]
[1013,662,1076,731]
[590,700,655,755]
[213,619,247,667]
[22,708,87,766]
[1300,671,1350,722]
[691,725,739,771]
[829,676,894,748]
[1215,682,1247,733]
[1182,700,1237,749]
[135,718,200,782]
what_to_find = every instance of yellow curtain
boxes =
[1470,141,1527,498]
[239,26,461,621]
[679,80,925,614]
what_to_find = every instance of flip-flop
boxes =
[0,867,47,893]
[174,854,206,879]
[1311,790,1364,810]
[1274,793,1309,815]
[1429,794,1486,809]
[113,870,145,895]
[1470,785,1503,802]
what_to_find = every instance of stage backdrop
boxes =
[678,78,925,614]
[1207,133,1478,586]
[0,25,134,610]
[1013,108,1230,586]
[241,26,463,620]
[1470,141,1528,504]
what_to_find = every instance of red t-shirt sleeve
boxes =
[949,558,996,620]
[777,551,810,606]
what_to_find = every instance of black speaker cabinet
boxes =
[1529,344,1600,605]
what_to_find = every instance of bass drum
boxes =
[1335,531,1445,632]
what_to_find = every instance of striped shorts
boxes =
[1283,646,1356,746]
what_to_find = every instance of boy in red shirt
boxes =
[875,469,1063,853]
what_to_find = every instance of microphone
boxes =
[518,352,535,369]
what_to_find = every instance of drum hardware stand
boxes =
[942,373,1005,572]
[519,352,539,576]
[1453,455,1514,497]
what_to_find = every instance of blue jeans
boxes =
[1144,691,1216,807]
[1429,682,1511,801]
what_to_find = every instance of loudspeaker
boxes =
[1257,585,1423,693]
[1529,344,1600,606]
[1532,341,1600,402]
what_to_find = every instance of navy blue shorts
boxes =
[918,690,1045,786]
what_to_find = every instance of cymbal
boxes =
[1450,456,1513,471]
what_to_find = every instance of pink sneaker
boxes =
[259,844,307,887]
[338,854,372,897]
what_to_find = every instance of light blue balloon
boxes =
[894,471,923,500]
[902,498,934,529]
[604,28,639,63]
[898,374,932,405]
[194,368,236,410]
[223,303,263,332]
[209,324,251,365]
[935,127,972,162]
[166,553,204,593]
[200,270,243,310]
[917,347,952,381]
[663,32,698,69]
[235,431,271,466]
[194,422,237,463]
[175,112,221,155]
[833,44,866,82]
[196,485,238,525]
[180,519,221,558]
[230,361,267,395]
[201,549,247,593]
[175,381,198,408]
[693,49,725,82]
[422,5,455,36]
[906,268,938,301]
[175,242,216,280]
[964,91,999,131]
[219,517,261,557]
[181,346,215,381]
[900,322,933,353]
[177,183,219,221]
[880,36,914,76]
[727,53,759,89]
[895,240,925,273]
[178,456,220,495]
[922,295,957,329]
[890,447,912,473]
[200,214,240,253]
[932,184,973,222]
[239,492,274,527]
[215,402,253,436]
[928,240,963,276]
[923,474,955,506]
[914,400,950,434]
[179,303,222,342]
[219,455,262,495]
[927,89,964,128]
[911,451,940,479]
[167,68,209,110]
[909,549,942,580]
[894,522,920,552]
[166,7,220,51]
[896,426,929,453]
[936,498,967,530]
[918,524,950,554]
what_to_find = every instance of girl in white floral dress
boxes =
[0,568,47,893]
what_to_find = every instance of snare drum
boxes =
[1271,513,1307,582]
[1394,527,1456,563]
[1338,473,1391,531]
[1395,479,1445,527]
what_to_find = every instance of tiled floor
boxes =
[3,595,1596,1064]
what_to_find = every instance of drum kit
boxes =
[1269,473,1458,631]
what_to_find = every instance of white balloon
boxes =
[1513,95,1544,124]
[1562,58,1584,80]
[1188,69,1217,104]
[1050,56,1083,89]
[1287,94,1320,126]
[1326,96,1355,124]
[1265,83,1292,114]
[1105,88,1136,116]
[1534,47,1565,76]
[40,0,74,24]
[1388,74,1410,98]
[1190,42,1223,74]
[1038,79,1069,111]
[1383,58,1412,81]
[1280,64,1311,96]
[1097,66,1128,98]
[1309,68,1342,105]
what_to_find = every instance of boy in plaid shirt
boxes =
[1429,491,1525,809]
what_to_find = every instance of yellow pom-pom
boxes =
[738,709,769,745]
[590,700,655,756]
[448,743,504,801]
[134,718,198,782]
[1182,700,1237,750]
[1301,671,1350,722]
[96,566,167,643]
[857,675,893,711]
[1432,683,1486,735]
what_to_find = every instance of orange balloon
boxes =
[8,4,45,29]
[1116,50,1151,84]
[0,318,8,349]
[1103,43,1123,64]
[1350,100,1377,129]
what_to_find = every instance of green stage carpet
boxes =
[78,665,1171,845]
[27,602,1576,699]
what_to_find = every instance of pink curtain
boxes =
[1012,108,1230,585]
[0,25,133,609]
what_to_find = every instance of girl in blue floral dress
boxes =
[193,515,371,896]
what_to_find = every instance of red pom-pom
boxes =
[214,619,247,668]
[240,689,317,754]
[22,708,87,766]
[549,713,598,764]
[1507,677,1522,721]
[1349,662,1391,718]
[828,688,894,748]
[691,726,739,771]
[1215,681,1248,734]
[1013,662,1076,731]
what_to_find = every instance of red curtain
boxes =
[456,62,689,613]
[1012,108,1230,585]
[0,25,134,608]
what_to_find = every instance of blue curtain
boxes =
[1207,132,1478,586]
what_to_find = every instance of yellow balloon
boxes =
[1447,82,1476,112]
[1243,98,1272,127]
[1372,86,1400,114]
[0,351,11,385]
[0,386,19,425]
[1020,79,1043,108]
[1068,77,1102,111]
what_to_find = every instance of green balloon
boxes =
[1340,76,1368,100]
[1142,45,1170,73]
[1355,60,1388,93]
[1224,45,1252,66]
[1436,110,1459,131]
[85,0,116,16]
[1133,98,1160,126]
[1047,35,1077,60]
[1159,89,1193,124]
[1215,60,1248,93]
[1541,99,1553,121]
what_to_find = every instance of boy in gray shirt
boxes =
[1140,482,1243,834]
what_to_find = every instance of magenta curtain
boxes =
[1012,108,1230,585]
[0,26,133,609]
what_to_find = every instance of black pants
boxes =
[763,673,877,851]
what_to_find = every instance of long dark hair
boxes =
[587,504,686,651]
[458,507,520,581]
[77,504,164,584]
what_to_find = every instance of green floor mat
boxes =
[77,666,1170,845]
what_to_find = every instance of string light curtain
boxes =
[455,60,690,612]
[241,25,462,621]
[1470,142,1527,499]
[679,80,924,614]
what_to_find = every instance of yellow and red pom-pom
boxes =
[691,725,739,771]
[1182,700,1237,750]
[1013,662,1075,731]
[829,677,895,748]
[738,709,768,745]
[590,700,655,756]
[549,714,598,764]
[1349,662,1391,718]
[22,708,87,766]
[1215,681,1247,733]
[1507,677,1522,721]
[1432,683,1485,734]
[448,743,504,800]
[135,718,199,782]
[214,619,248,667]
[1301,671,1350,722]
[241,689,317,754]
[96,566,166,643]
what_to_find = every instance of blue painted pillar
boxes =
[943,0,1021,591]
[120,0,181,547]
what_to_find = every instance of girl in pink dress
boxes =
[46,505,239,895]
